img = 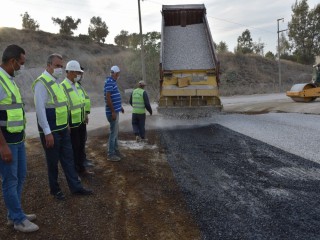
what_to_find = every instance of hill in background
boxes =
[0,27,313,111]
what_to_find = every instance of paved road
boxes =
[25,93,320,137]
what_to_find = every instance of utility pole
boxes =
[138,0,147,84]
[277,18,287,92]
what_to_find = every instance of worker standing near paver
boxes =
[60,60,94,177]
[129,80,152,142]
[32,54,93,200]
[78,66,94,168]
[104,65,125,161]
[0,44,39,232]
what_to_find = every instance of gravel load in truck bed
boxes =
[163,23,215,70]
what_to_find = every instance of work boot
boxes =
[84,159,94,167]
[7,214,37,226]
[72,188,93,196]
[108,155,121,162]
[53,191,66,200]
[14,219,39,233]
[115,151,126,158]
[79,169,95,178]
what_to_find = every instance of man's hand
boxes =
[45,133,54,148]
[0,144,12,163]
[121,107,124,114]
[85,114,89,124]
[112,111,117,121]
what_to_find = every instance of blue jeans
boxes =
[0,142,27,224]
[107,112,119,156]
[40,128,83,194]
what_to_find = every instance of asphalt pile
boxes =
[159,123,320,239]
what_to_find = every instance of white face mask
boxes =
[52,68,63,79]
[14,65,24,77]
[74,75,82,82]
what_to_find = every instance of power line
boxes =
[144,0,276,34]
[207,16,275,34]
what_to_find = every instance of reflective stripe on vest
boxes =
[132,88,145,114]
[78,84,91,113]
[60,79,85,127]
[32,74,68,130]
[0,72,25,134]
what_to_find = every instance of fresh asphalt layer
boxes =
[159,124,320,240]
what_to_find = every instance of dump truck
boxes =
[157,4,222,118]
[286,63,320,102]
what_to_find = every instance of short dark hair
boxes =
[2,44,25,63]
[47,53,62,65]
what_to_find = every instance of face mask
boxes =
[12,60,24,77]
[14,65,24,77]
[75,75,82,82]
[52,68,63,79]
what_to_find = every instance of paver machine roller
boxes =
[286,63,320,102]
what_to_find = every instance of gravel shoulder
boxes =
[0,131,200,240]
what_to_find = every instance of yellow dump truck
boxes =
[158,4,222,118]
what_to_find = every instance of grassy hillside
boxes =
[218,53,312,96]
[0,27,313,111]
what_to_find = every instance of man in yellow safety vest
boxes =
[0,44,39,232]
[32,54,93,201]
[60,60,93,177]
[129,80,152,142]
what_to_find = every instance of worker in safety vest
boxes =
[60,60,93,177]
[129,80,152,142]
[78,66,94,168]
[0,44,39,232]
[32,54,93,201]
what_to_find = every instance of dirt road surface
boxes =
[1,93,320,239]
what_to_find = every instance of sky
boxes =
[0,0,319,54]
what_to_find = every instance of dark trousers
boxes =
[40,128,83,194]
[79,122,87,161]
[70,123,86,173]
[132,113,146,138]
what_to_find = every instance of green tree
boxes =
[265,51,275,60]
[236,29,253,54]
[252,39,265,56]
[125,31,161,97]
[114,30,130,47]
[216,41,228,53]
[279,32,291,57]
[88,16,109,43]
[128,33,140,50]
[20,12,39,31]
[143,31,161,91]
[143,31,161,53]
[288,0,320,64]
[52,16,81,36]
